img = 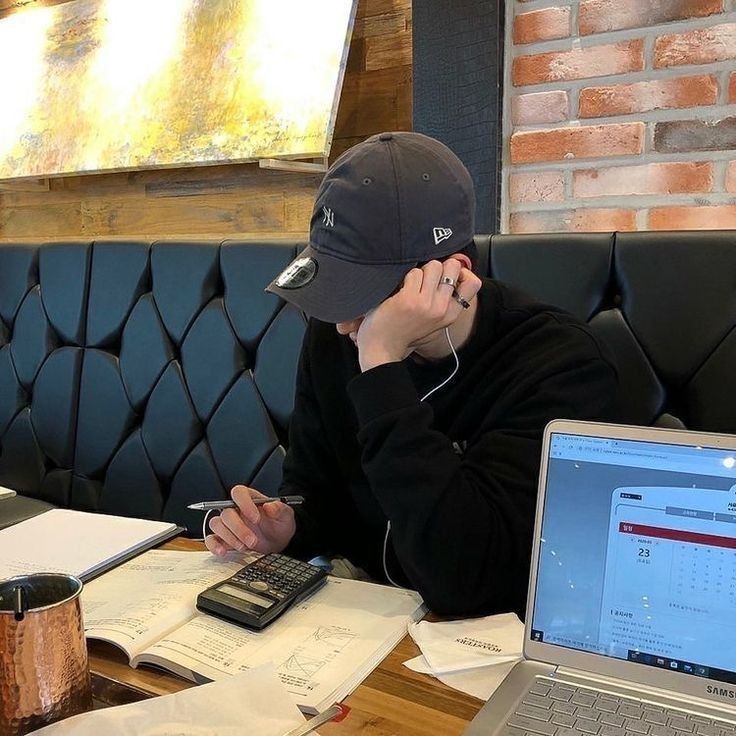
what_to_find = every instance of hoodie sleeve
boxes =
[346,346,619,617]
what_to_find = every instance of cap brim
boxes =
[266,244,412,323]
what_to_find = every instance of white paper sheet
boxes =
[403,612,524,701]
[30,664,313,736]
[409,612,524,673]
[0,486,16,500]
[404,654,517,701]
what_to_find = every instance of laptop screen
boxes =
[531,431,736,685]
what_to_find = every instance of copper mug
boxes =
[0,573,93,735]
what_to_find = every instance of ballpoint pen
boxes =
[187,495,305,511]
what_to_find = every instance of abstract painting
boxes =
[0,0,356,180]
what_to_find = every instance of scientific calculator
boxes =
[196,553,328,630]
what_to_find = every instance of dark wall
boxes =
[413,0,504,233]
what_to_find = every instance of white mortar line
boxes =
[714,160,729,192]
[511,59,736,95]
[509,192,736,212]
[507,149,736,172]
[511,103,736,131]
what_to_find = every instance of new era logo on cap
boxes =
[433,227,453,246]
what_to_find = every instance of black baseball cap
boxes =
[266,131,475,323]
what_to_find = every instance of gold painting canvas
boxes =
[0,0,356,181]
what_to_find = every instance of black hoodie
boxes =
[282,278,620,617]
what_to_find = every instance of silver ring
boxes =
[453,292,471,310]
[440,276,457,288]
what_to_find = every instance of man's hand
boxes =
[356,259,482,372]
[205,485,296,557]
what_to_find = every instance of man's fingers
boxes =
[419,260,444,295]
[209,515,250,552]
[454,268,482,304]
[441,259,462,284]
[433,260,463,311]
[401,267,424,293]
[219,507,259,548]
[260,501,291,521]
[205,533,227,556]
[231,484,264,525]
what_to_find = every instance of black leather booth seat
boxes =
[1,232,734,531]
[0,240,307,531]
[483,231,736,435]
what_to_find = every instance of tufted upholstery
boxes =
[487,231,736,434]
[0,240,307,532]
[0,232,734,532]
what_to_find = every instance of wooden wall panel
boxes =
[0,0,412,240]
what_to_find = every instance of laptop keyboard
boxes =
[503,679,736,736]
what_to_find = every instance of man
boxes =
[205,132,620,616]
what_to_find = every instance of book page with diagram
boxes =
[134,577,424,713]
[599,485,736,673]
[82,551,246,659]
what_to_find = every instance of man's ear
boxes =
[445,253,473,271]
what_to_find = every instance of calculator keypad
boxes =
[231,553,322,600]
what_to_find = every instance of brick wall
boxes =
[503,0,736,233]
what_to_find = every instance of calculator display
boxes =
[218,583,273,608]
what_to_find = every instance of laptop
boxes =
[465,419,736,736]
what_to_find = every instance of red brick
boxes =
[509,172,566,204]
[730,73,736,103]
[579,0,722,36]
[726,161,736,192]
[510,209,637,233]
[512,41,644,87]
[510,123,645,164]
[655,23,736,68]
[649,206,736,229]
[512,91,569,125]
[579,75,717,118]
[513,7,570,45]
[573,162,713,198]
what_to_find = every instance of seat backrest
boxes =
[3,234,733,529]
[0,240,306,532]
[479,231,736,434]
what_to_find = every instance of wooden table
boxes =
[88,538,485,735]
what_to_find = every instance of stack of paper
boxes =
[31,663,311,736]
[0,486,16,500]
[403,612,524,700]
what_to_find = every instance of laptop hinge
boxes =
[555,666,736,715]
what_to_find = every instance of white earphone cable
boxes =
[201,509,215,543]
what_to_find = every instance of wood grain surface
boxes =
[88,537,484,735]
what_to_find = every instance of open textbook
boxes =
[82,550,424,714]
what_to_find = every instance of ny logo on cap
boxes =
[323,206,334,228]
[433,227,453,245]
